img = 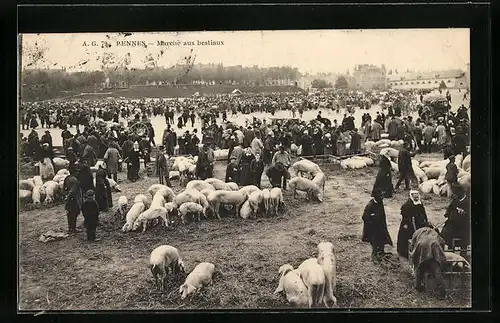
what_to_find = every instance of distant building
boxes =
[387,69,467,90]
[353,64,387,90]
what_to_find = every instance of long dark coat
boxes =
[77,164,95,194]
[64,175,82,216]
[372,156,393,198]
[397,199,429,258]
[440,194,470,248]
[225,163,239,183]
[250,158,265,188]
[361,199,393,246]
[239,152,255,186]
[95,168,112,212]
[397,148,415,174]
[299,135,314,156]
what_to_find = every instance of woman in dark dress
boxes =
[95,166,112,212]
[362,189,393,263]
[372,151,394,198]
[126,141,142,182]
[396,190,429,258]
[249,152,265,188]
[239,149,255,186]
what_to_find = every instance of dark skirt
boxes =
[372,169,393,198]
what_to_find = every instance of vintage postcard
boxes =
[18,29,471,310]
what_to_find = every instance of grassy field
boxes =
[18,157,471,310]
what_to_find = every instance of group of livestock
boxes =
[146,240,338,308]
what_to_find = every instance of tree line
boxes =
[21,64,302,91]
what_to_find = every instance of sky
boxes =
[20,29,469,75]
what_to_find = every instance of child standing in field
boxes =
[82,189,101,242]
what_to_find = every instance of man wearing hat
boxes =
[155,146,171,186]
[265,162,289,190]
[362,189,393,263]
[445,155,459,197]
[395,142,417,191]
[440,184,470,248]
[225,156,240,183]
[41,130,53,150]
[81,189,101,242]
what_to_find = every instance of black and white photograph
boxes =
[18,29,472,310]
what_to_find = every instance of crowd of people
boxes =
[19,88,470,249]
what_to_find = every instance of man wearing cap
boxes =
[82,189,101,242]
[41,130,53,150]
[362,189,393,263]
[395,142,417,191]
[103,140,122,183]
[63,168,82,234]
[445,155,459,197]
[250,152,265,188]
[266,162,289,190]
[272,145,291,169]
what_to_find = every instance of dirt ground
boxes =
[18,156,471,310]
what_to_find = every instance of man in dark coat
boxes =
[243,126,255,148]
[95,166,112,212]
[266,162,289,189]
[76,159,95,196]
[82,189,101,242]
[82,143,97,167]
[225,156,240,183]
[395,143,417,191]
[397,190,429,258]
[87,133,100,156]
[299,131,314,156]
[41,130,53,150]
[445,155,459,197]
[350,128,362,154]
[155,147,171,186]
[387,116,399,140]
[250,152,265,188]
[63,171,82,234]
[440,184,470,248]
[196,144,211,180]
[362,189,393,263]
[372,152,394,198]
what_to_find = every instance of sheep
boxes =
[379,147,399,159]
[52,157,70,170]
[33,176,43,187]
[186,180,216,192]
[206,190,247,219]
[239,200,253,219]
[52,174,66,183]
[364,140,376,152]
[374,139,392,146]
[115,196,128,218]
[273,264,309,307]
[462,155,471,172]
[132,206,169,232]
[205,178,228,190]
[425,166,446,180]
[262,189,271,215]
[40,180,60,203]
[122,202,146,232]
[19,179,35,191]
[148,184,169,198]
[187,164,197,180]
[297,258,328,308]
[290,143,299,156]
[224,182,239,191]
[341,158,367,170]
[179,202,206,224]
[248,190,264,215]
[169,171,180,180]
[454,154,464,169]
[290,160,322,178]
[458,172,471,192]
[149,245,186,292]
[412,164,428,184]
[269,187,284,216]
[174,189,207,208]
[419,179,438,194]
[317,242,338,307]
[179,262,216,300]
[173,157,191,186]
[238,185,260,198]
[312,172,326,193]
[288,177,323,202]
[151,192,166,209]
[32,185,42,204]
[19,189,32,204]
[134,194,152,209]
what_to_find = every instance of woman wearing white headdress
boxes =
[397,190,429,258]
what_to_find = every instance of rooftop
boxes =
[387,69,465,82]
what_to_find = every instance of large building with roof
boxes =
[352,64,387,90]
[387,68,468,90]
